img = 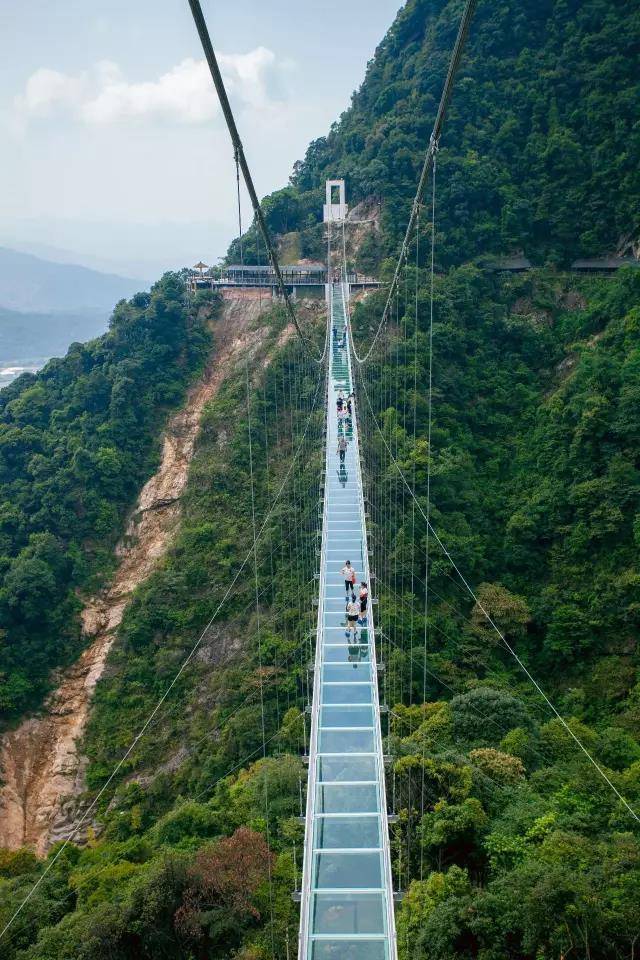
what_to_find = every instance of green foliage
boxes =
[0,274,212,720]
[364,263,640,957]
[262,0,640,268]
[2,0,640,957]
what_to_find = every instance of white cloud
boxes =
[20,68,85,117]
[14,48,286,129]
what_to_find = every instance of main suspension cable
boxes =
[186,0,324,363]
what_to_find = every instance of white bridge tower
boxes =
[323,179,348,223]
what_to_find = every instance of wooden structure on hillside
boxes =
[484,255,640,275]
[571,257,640,274]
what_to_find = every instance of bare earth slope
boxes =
[0,298,269,855]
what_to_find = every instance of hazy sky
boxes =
[0,0,400,277]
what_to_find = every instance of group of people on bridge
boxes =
[340,560,368,642]
[335,390,368,641]
[336,390,355,464]
[332,322,347,349]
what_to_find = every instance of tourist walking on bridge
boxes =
[359,581,368,623]
[341,560,357,601]
[346,597,360,640]
[337,435,348,464]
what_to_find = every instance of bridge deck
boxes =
[298,284,397,960]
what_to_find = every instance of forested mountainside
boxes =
[0,275,211,719]
[231,0,640,268]
[2,0,640,958]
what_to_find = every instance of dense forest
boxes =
[231,0,640,269]
[0,274,211,719]
[2,0,640,958]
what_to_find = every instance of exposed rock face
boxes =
[0,297,270,855]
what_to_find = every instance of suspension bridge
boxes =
[3,0,640,953]
[298,283,396,960]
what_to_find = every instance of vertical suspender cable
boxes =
[245,359,276,958]
[235,146,244,270]
[420,148,437,881]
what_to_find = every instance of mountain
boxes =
[0,275,213,722]
[0,305,109,361]
[2,240,145,282]
[233,0,640,268]
[0,247,144,314]
[1,2,640,958]
[0,215,237,283]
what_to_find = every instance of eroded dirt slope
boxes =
[0,297,271,855]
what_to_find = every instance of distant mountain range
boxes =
[0,246,144,315]
[0,305,109,359]
[0,246,147,386]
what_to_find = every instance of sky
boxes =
[0,0,401,279]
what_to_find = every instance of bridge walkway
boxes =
[298,283,397,960]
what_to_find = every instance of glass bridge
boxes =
[298,283,397,960]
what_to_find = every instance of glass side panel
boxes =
[311,892,386,935]
[319,729,375,754]
[320,705,374,726]
[310,940,387,960]
[314,815,380,850]
[323,663,372,683]
[313,851,382,889]
[322,684,372,704]
[317,756,377,782]
[316,783,379,813]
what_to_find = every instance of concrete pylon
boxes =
[323,179,348,222]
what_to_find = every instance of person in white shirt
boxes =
[346,598,360,639]
[341,561,357,600]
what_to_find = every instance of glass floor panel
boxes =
[320,705,374,726]
[317,755,377,782]
[310,940,387,960]
[322,607,356,631]
[311,891,386,935]
[323,597,354,610]
[321,684,373,704]
[319,729,375,754]
[315,783,379,813]
[322,645,370,664]
[314,816,381,850]
[313,851,382,889]
[323,663,372,682]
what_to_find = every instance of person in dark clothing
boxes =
[358,581,368,623]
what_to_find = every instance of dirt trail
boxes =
[0,298,270,855]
